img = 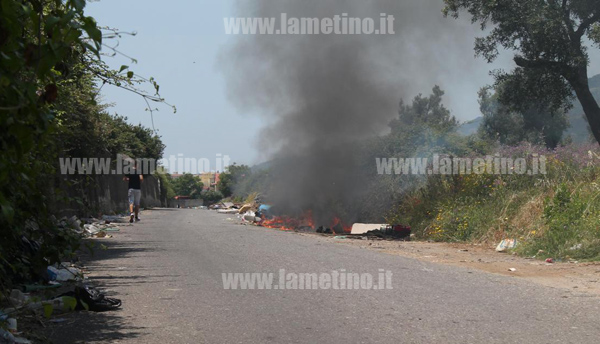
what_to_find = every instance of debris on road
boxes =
[217,208,239,214]
[216,202,241,214]
[237,203,255,214]
[58,285,122,312]
[546,258,555,263]
[1,212,133,343]
[350,223,386,235]
[47,264,83,282]
[349,224,411,239]
[83,221,121,238]
[496,239,518,252]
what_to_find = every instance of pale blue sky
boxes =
[88,0,264,170]
[87,0,600,172]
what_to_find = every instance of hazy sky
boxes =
[87,0,600,172]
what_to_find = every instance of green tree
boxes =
[200,190,224,205]
[478,86,569,148]
[444,0,600,145]
[386,86,462,157]
[217,164,252,198]
[217,173,233,198]
[390,85,458,135]
[172,174,204,198]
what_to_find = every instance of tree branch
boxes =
[575,11,600,38]
[514,56,572,77]
[561,0,576,39]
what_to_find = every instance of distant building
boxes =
[200,172,220,191]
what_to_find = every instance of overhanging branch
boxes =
[514,56,573,78]
[575,11,600,38]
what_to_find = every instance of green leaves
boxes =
[172,173,205,198]
[0,203,14,223]
[71,0,86,12]
[62,296,78,311]
[82,17,102,56]
[591,23,600,45]
[43,303,54,318]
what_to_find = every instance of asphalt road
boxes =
[51,208,600,344]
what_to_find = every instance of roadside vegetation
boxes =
[0,0,170,293]
[390,143,600,261]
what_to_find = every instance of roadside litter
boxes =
[1,213,127,342]
[242,211,262,223]
[46,263,83,282]
[5,283,121,316]
[316,226,334,234]
[349,224,411,240]
[569,243,583,251]
[3,281,122,342]
[237,203,254,214]
[217,208,239,214]
[216,202,241,214]
[1,328,31,344]
[83,223,120,238]
[83,224,101,235]
[495,239,518,252]
[58,284,122,312]
[350,224,386,235]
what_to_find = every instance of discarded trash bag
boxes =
[60,284,121,312]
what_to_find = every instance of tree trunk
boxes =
[569,67,600,146]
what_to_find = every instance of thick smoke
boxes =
[220,0,484,224]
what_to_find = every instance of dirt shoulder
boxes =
[297,233,600,295]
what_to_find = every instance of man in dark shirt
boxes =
[124,166,143,223]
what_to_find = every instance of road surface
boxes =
[50,208,600,343]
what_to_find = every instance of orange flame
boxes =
[259,210,351,233]
[330,217,352,233]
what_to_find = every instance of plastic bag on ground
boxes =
[47,265,82,282]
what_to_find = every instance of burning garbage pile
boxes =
[214,201,410,239]
[227,202,351,234]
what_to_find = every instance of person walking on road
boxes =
[124,161,143,223]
